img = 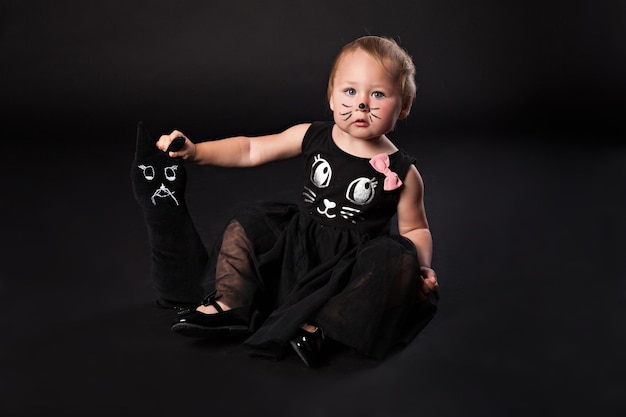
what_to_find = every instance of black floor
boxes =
[1,124,624,416]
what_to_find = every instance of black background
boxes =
[3,0,625,136]
[1,1,625,416]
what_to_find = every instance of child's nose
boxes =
[358,102,369,111]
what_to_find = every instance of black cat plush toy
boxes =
[131,122,208,309]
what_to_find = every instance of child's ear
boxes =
[398,103,412,120]
[329,95,335,112]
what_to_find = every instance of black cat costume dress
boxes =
[203,121,437,360]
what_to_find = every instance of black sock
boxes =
[131,122,208,307]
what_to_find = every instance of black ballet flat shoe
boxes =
[171,294,259,339]
[289,326,325,368]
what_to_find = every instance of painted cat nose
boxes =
[358,103,366,109]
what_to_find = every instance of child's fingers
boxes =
[157,131,186,152]
[423,276,439,292]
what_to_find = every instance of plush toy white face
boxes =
[137,163,181,206]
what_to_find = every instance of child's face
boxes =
[329,49,405,140]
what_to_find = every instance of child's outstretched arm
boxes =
[396,166,439,294]
[156,123,311,167]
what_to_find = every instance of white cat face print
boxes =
[303,154,379,224]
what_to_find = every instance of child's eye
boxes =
[372,91,385,98]
[344,88,356,96]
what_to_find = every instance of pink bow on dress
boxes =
[369,153,402,191]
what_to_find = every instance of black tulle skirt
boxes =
[204,201,437,360]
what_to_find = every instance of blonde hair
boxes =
[327,36,417,114]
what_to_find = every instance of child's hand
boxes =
[157,130,197,161]
[420,266,439,295]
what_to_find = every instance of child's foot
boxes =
[196,299,231,314]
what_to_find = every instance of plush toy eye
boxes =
[164,165,178,181]
[346,177,378,205]
[138,164,155,181]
